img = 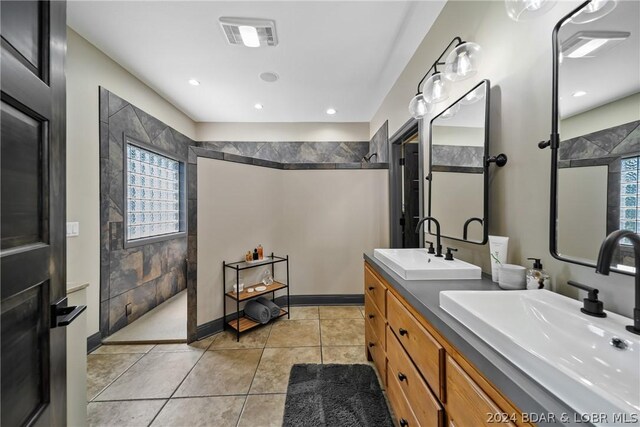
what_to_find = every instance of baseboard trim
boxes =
[87,332,102,354]
[194,294,364,341]
[275,294,364,306]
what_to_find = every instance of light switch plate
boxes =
[66,222,80,237]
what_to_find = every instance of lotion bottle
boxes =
[526,258,550,289]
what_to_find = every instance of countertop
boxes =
[364,253,587,427]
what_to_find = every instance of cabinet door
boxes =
[364,264,386,315]
[446,356,516,427]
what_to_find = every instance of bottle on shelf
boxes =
[253,248,259,261]
[245,251,252,262]
[257,244,264,260]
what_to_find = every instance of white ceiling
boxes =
[68,1,446,123]
[558,0,640,119]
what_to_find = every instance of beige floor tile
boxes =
[359,306,365,316]
[210,325,271,349]
[286,306,319,320]
[319,306,364,319]
[237,394,286,427]
[174,349,262,397]
[87,399,165,427]
[95,351,201,400]
[91,344,155,354]
[266,320,320,347]
[320,319,364,346]
[250,347,321,394]
[151,396,245,427]
[87,353,143,401]
[322,346,368,364]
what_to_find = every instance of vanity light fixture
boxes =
[254,103,264,110]
[326,108,337,115]
[561,31,630,58]
[572,90,587,97]
[188,79,200,86]
[408,36,482,119]
[505,0,556,22]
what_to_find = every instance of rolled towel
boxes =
[256,297,281,319]
[244,300,270,324]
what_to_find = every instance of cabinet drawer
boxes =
[365,320,386,387]
[387,292,444,397]
[387,327,443,427]
[387,361,421,427]
[364,265,387,316]
[446,356,516,427]
[365,294,386,349]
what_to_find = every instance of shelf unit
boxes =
[223,253,290,341]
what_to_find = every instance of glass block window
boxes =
[126,143,182,241]
[620,156,640,244]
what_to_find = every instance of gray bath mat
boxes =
[283,364,394,427]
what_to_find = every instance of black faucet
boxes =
[463,217,483,240]
[416,217,442,257]
[362,152,378,163]
[595,229,640,335]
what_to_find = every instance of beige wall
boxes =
[558,166,608,262]
[431,172,484,242]
[560,92,640,140]
[197,158,389,325]
[195,122,369,142]
[66,28,197,336]
[432,126,484,147]
[371,1,635,316]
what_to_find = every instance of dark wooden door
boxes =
[1,1,69,425]
[402,143,420,248]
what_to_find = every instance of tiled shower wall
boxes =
[368,121,389,163]
[99,88,194,336]
[196,140,370,163]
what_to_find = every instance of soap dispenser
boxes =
[526,258,550,290]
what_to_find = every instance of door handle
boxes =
[51,297,87,328]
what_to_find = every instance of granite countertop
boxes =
[364,253,586,427]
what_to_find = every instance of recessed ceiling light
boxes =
[188,79,200,86]
[254,103,264,110]
[572,91,587,97]
[326,108,337,115]
[260,72,279,83]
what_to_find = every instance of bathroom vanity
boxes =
[364,254,584,427]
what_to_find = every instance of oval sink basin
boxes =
[373,248,482,280]
[439,289,640,424]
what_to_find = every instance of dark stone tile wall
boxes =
[196,140,370,164]
[368,121,389,163]
[431,145,484,169]
[99,88,192,337]
[559,120,640,266]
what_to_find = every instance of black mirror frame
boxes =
[548,0,633,276]
[427,79,490,245]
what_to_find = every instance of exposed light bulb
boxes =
[326,108,337,115]
[456,52,472,77]
[408,94,433,119]
[524,0,544,11]
[254,103,264,109]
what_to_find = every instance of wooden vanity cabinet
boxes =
[364,262,531,427]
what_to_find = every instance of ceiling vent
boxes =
[219,17,278,47]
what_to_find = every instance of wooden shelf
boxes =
[226,281,287,302]
[227,309,288,333]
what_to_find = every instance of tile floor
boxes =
[87,305,374,427]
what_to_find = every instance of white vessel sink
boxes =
[373,248,481,280]
[440,290,640,423]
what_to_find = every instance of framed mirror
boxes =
[427,80,490,244]
[551,0,640,275]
